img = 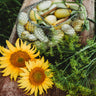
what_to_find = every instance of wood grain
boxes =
[81,0,95,45]
[0,0,95,96]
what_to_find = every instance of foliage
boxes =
[0,0,23,46]
[37,35,96,96]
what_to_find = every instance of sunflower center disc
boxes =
[29,67,46,85]
[18,57,24,62]
[10,50,31,67]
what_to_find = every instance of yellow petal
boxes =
[22,41,29,50]
[41,56,44,63]
[39,85,44,94]
[42,60,49,70]
[0,46,6,55]
[19,39,23,48]
[0,46,10,54]
[30,85,35,95]
[32,51,40,58]
[35,87,38,96]
[6,40,16,51]
[25,62,32,71]
[0,57,8,60]
[15,38,20,49]
[20,68,29,74]
[2,68,11,76]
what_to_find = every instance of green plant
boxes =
[0,0,23,46]
[41,36,96,96]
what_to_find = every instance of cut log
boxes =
[0,0,95,96]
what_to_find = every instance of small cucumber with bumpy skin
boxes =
[37,1,52,11]
[55,9,71,18]
[21,31,30,40]
[17,23,25,38]
[18,12,28,25]
[72,19,84,32]
[28,34,37,41]
[62,24,76,36]
[34,28,49,42]
[45,15,57,25]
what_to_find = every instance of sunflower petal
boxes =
[32,51,40,58]
[0,46,6,55]
[15,38,20,49]
[6,40,16,51]
[35,87,38,96]
[30,85,35,95]
[0,38,40,81]
[39,85,44,94]
[19,39,23,48]
[0,46,10,54]
[20,68,29,74]
[17,58,53,96]
[25,62,32,71]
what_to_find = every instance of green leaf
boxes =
[84,20,90,31]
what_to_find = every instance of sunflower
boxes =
[18,57,53,96]
[0,38,39,81]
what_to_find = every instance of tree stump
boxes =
[0,0,95,96]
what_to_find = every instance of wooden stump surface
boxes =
[0,0,95,96]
